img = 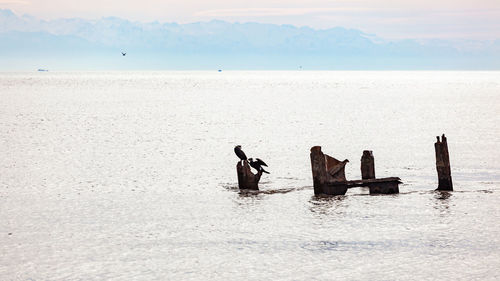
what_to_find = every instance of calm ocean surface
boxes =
[1,71,499,280]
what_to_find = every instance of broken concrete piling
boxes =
[435,134,453,191]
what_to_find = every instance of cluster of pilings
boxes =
[236,134,453,195]
[310,146,401,195]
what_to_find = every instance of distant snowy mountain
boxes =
[1,9,499,70]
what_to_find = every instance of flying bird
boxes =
[234,145,247,162]
[121,52,126,56]
[249,158,270,174]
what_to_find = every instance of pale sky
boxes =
[1,0,500,39]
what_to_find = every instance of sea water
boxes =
[0,71,499,280]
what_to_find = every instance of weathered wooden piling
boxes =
[360,150,375,179]
[310,146,327,195]
[435,134,453,191]
[310,146,349,196]
[237,160,262,190]
[310,146,401,196]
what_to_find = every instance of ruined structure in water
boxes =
[310,146,401,196]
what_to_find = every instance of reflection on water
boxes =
[234,186,312,206]
[433,190,453,218]
[308,195,348,217]
[229,185,311,196]
[234,190,265,207]
[435,190,453,200]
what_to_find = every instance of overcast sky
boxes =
[1,0,499,39]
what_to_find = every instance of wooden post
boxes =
[435,134,453,191]
[310,146,349,196]
[310,146,327,195]
[237,160,262,190]
[360,150,375,179]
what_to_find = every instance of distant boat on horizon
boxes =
[37,69,48,72]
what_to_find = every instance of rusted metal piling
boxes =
[237,160,262,190]
[361,150,375,179]
[435,134,453,191]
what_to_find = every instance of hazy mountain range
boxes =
[1,9,499,70]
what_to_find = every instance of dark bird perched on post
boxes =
[249,158,270,174]
[234,145,247,162]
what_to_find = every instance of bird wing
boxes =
[256,158,268,166]
[261,167,270,174]
[249,161,258,170]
